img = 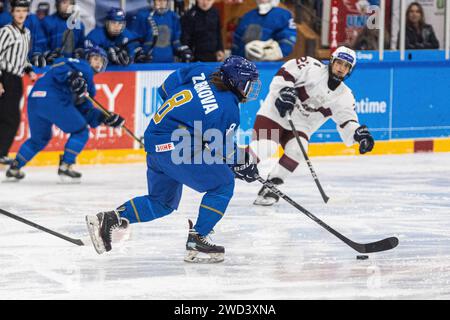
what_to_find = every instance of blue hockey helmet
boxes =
[220,55,261,102]
[106,7,126,22]
[106,7,126,36]
[85,44,108,73]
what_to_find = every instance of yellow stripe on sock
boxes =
[16,153,27,163]
[130,199,141,223]
[65,148,79,155]
[200,204,224,217]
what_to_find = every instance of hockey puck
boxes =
[356,255,369,260]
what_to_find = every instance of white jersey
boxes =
[257,56,360,146]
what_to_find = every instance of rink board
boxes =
[9,59,450,166]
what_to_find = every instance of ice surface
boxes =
[0,152,449,299]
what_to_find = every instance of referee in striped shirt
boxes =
[0,0,36,165]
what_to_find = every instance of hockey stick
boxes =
[287,111,329,203]
[255,175,398,253]
[146,11,159,54]
[0,208,85,246]
[84,94,145,148]
[202,143,398,253]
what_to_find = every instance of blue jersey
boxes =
[145,64,240,157]
[129,9,181,62]
[30,57,101,125]
[0,13,47,57]
[86,27,139,64]
[232,7,296,58]
[26,14,48,56]
[42,13,85,56]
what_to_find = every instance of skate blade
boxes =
[85,215,106,254]
[2,176,22,183]
[184,251,224,264]
[253,196,277,206]
[58,175,81,184]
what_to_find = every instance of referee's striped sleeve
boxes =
[0,28,12,78]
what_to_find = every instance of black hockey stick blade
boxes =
[351,236,399,254]
[256,176,399,254]
[0,208,85,246]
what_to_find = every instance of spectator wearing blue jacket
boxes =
[232,0,297,61]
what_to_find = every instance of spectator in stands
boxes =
[87,7,139,66]
[129,0,193,63]
[398,2,439,50]
[232,0,297,61]
[42,0,86,65]
[0,0,48,67]
[181,0,224,62]
[352,26,389,51]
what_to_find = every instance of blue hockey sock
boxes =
[15,138,49,168]
[62,127,89,164]
[118,196,174,224]
[194,181,234,236]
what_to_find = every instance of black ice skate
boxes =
[253,177,284,206]
[85,210,129,254]
[58,155,81,183]
[5,160,25,181]
[184,219,225,263]
[0,156,13,165]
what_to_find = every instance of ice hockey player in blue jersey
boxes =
[87,7,139,66]
[86,56,261,263]
[129,0,193,63]
[0,1,48,66]
[232,0,297,61]
[6,45,125,182]
[41,0,86,65]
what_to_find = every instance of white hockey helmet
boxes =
[330,46,357,73]
[256,0,280,15]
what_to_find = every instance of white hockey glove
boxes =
[245,39,283,61]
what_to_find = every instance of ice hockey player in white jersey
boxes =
[251,46,375,206]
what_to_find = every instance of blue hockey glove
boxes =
[103,112,125,128]
[230,148,259,183]
[68,71,87,100]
